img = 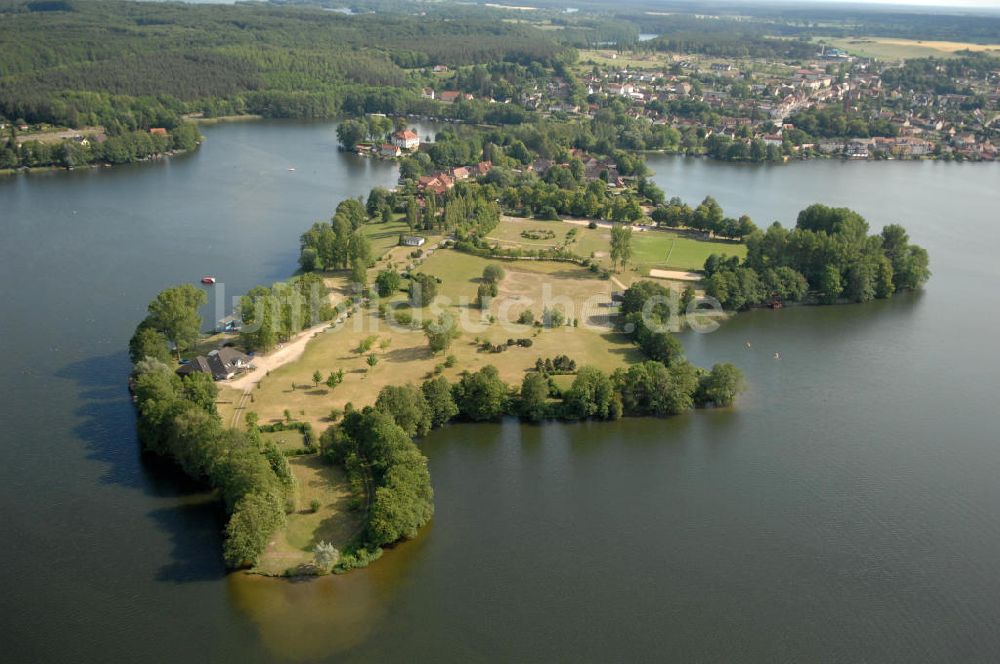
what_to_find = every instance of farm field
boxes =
[821,37,1000,60]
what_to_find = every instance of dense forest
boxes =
[290,0,1000,47]
[0,0,567,128]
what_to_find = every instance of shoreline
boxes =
[0,145,200,178]
[185,113,264,125]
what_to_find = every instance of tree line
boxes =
[238,272,339,353]
[1,123,200,170]
[317,348,745,559]
[129,285,294,568]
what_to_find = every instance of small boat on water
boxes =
[287,167,296,172]
[201,276,217,285]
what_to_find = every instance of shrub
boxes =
[409,273,438,306]
[453,365,510,421]
[310,499,321,513]
[482,264,506,283]
[375,270,401,297]
[422,375,459,426]
[542,306,566,328]
[519,372,550,422]
[313,541,340,573]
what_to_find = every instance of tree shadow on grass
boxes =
[383,345,430,363]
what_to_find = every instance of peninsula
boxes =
[129,158,929,574]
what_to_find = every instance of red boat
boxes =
[201,276,217,285]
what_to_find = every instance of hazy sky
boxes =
[797,0,1000,6]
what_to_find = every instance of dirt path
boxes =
[226,321,333,393]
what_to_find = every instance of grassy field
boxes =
[492,217,743,273]
[574,48,794,78]
[217,249,644,430]
[216,219,739,426]
[253,455,361,576]
[360,216,439,259]
[486,217,571,249]
[261,429,306,453]
[577,48,667,70]
[821,37,1000,60]
[629,229,745,273]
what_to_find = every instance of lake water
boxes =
[2,123,999,662]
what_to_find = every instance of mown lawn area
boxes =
[486,217,572,248]
[360,216,429,258]
[489,217,744,274]
[630,230,745,272]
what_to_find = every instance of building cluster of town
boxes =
[355,51,998,162]
[522,52,999,161]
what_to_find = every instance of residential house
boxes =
[416,173,454,195]
[177,348,252,381]
[470,161,493,177]
[845,139,871,159]
[379,144,402,158]
[440,91,474,104]
[392,130,420,150]
[894,137,933,157]
[400,235,426,247]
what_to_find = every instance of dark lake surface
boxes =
[2,122,999,662]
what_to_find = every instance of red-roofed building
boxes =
[438,91,473,103]
[416,172,454,195]
[392,129,420,150]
